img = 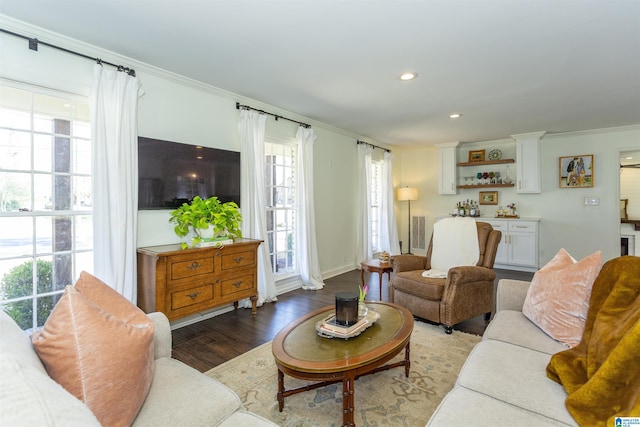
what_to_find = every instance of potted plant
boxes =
[168,196,242,249]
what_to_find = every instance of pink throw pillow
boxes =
[522,248,602,347]
[32,272,154,427]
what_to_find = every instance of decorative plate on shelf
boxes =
[488,149,502,160]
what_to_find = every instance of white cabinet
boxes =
[484,219,539,271]
[436,142,458,195]
[512,132,545,194]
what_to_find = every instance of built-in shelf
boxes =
[622,219,640,231]
[457,159,515,167]
[458,183,516,189]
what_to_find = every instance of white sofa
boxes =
[0,309,277,426]
[427,279,578,426]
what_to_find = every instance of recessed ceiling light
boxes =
[449,113,462,119]
[400,72,417,81]
[626,156,633,160]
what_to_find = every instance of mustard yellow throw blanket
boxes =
[546,256,640,426]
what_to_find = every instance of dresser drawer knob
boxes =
[234,256,244,263]
[186,292,201,300]
[232,281,243,288]
[187,262,201,270]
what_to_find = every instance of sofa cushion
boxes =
[0,354,101,426]
[0,310,46,374]
[32,272,154,427]
[426,386,573,427]
[522,248,602,347]
[456,340,576,426]
[483,310,568,355]
[132,357,242,426]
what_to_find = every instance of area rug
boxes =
[206,321,481,426]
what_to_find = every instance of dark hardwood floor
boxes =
[171,268,534,372]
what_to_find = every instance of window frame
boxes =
[264,137,298,279]
[0,81,93,331]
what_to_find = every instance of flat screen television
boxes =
[138,136,240,209]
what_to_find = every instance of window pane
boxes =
[75,251,93,275]
[0,86,31,130]
[33,173,53,211]
[0,258,34,299]
[75,216,93,250]
[73,176,92,210]
[34,133,53,172]
[0,129,31,171]
[0,172,31,212]
[0,217,32,257]
[73,138,91,174]
[35,216,53,255]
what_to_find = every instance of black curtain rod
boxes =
[0,28,136,76]
[236,102,310,128]
[357,140,391,153]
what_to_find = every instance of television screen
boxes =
[138,137,240,209]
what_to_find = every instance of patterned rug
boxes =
[206,321,481,427]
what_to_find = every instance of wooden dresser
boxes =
[136,239,262,321]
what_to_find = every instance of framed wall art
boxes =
[468,149,486,162]
[559,154,594,188]
[479,191,498,205]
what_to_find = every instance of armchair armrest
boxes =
[496,279,531,312]
[391,254,429,273]
[147,312,172,360]
[447,265,496,285]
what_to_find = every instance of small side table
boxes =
[360,259,393,298]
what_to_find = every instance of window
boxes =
[0,84,92,331]
[370,159,383,253]
[265,141,297,276]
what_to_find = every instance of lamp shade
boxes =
[397,187,418,201]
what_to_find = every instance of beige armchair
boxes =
[390,221,501,334]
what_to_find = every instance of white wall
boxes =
[394,126,640,265]
[1,17,361,280]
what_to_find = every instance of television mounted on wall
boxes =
[138,136,240,209]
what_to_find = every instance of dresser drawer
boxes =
[220,274,255,297]
[221,250,255,271]
[171,284,214,310]
[169,255,215,281]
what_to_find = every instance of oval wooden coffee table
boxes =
[272,301,414,427]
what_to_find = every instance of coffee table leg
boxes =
[404,342,411,377]
[277,369,284,411]
[342,376,355,427]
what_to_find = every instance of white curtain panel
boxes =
[381,151,401,255]
[237,109,277,306]
[296,126,324,290]
[356,143,373,264]
[90,64,143,302]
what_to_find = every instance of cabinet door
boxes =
[438,145,457,195]
[514,133,542,193]
[485,220,508,264]
[508,232,538,267]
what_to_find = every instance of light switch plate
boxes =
[584,197,599,206]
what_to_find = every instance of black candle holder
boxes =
[335,291,359,326]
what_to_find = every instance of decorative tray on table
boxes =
[315,308,381,339]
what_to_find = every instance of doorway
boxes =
[620,150,640,256]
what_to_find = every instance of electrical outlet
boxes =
[584,197,599,206]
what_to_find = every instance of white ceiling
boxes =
[1,0,639,147]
